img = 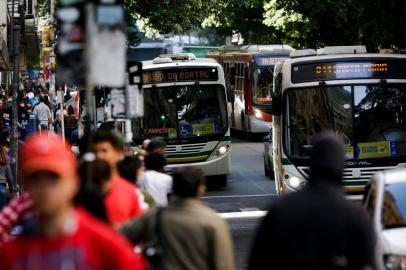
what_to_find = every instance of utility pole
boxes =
[11,0,20,192]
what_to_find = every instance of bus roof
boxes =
[142,57,220,70]
[288,53,406,65]
[207,44,293,57]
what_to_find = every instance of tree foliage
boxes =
[124,0,406,51]
[262,0,406,51]
[204,0,284,44]
[124,0,219,34]
[263,0,359,48]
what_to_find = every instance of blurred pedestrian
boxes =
[75,158,111,222]
[118,155,143,186]
[53,104,67,135]
[64,105,77,141]
[33,96,52,132]
[146,137,166,155]
[0,144,13,210]
[0,134,145,270]
[140,152,172,206]
[92,130,144,225]
[138,139,151,157]
[249,131,375,270]
[121,167,235,270]
[118,155,154,208]
[0,159,113,245]
[20,104,41,141]
[27,92,38,107]
[0,193,33,244]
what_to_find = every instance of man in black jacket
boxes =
[249,131,375,270]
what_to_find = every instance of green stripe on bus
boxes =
[281,158,291,165]
[343,180,369,186]
[167,151,212,159]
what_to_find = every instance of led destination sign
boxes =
[292,60,406,83]
[256,56,288,66]
[143,68,218,84]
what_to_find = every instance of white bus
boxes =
[271,46,406,195]
[134,54,231,187]
[207,45,294,135]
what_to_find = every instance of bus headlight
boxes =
[218,146,227,155]
[289,177,300,189]
[254,108,263,120]
[285,175,307,190]
[208,144,230,161]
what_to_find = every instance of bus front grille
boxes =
[166,143,207,154]
[297,166,397,182]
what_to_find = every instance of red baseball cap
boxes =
[21,134,77,178]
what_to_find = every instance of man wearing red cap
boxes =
[0,134,144,270]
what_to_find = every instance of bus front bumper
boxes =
[165,152,231,177]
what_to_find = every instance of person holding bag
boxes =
[120,167,235,270]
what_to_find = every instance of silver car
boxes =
[364,169,406,270]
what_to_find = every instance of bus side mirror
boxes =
[227,86,235,103]
[272,93,282,116]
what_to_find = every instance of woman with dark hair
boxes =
[118,155,154,207]
[0,144,14,210]
[75,158,112,223]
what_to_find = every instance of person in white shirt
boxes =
[140,152,172,206]
[33,96,52,131]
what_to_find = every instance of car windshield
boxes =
[382,182,406,229]
[284,84,406,159]
[133,85,227,143]
[252,68,273,105]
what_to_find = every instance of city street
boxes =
[203,136,277,269]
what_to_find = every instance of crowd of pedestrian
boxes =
[0,80,79,208]
[0,100,378,270]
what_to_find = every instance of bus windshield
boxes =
[284,84,406,159]
[135,85,227,142]
[252,68,273,105]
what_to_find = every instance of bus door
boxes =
[224,61,236,127]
